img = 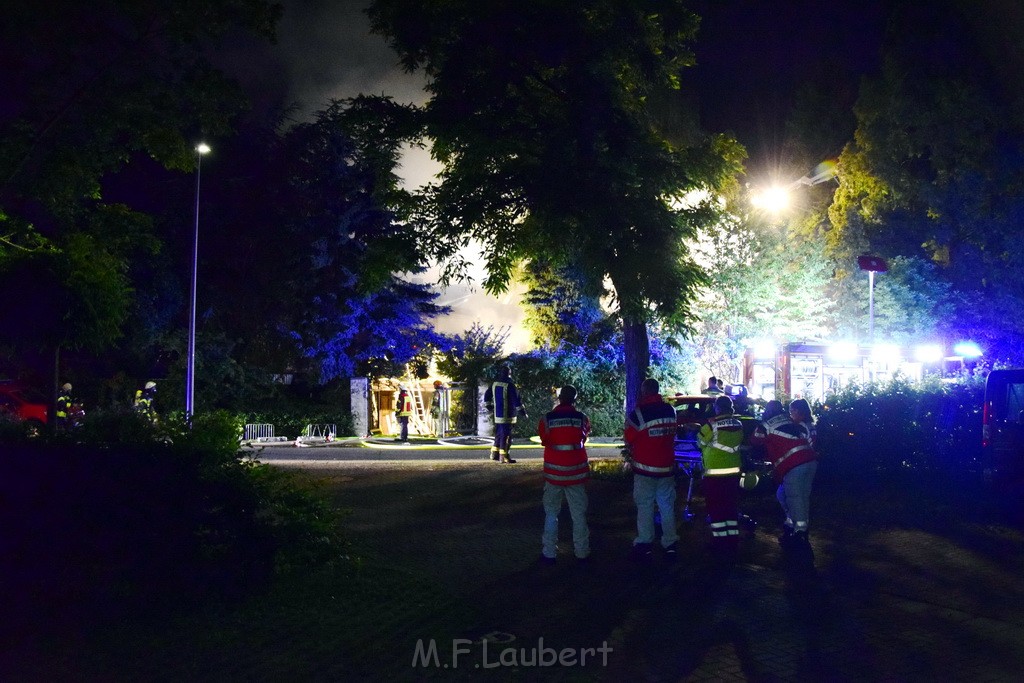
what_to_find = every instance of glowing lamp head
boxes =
[196,143,211,155]
[751,186,790,212]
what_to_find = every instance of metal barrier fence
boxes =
[300,423,337,441]
[244,423,275,440]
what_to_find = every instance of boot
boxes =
[490,449,500,461]
[778,527,795,547]
[500,452,517,464]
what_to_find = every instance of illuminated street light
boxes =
[186,142,211,422]
[750,186,790,212]
[749,161,837,214]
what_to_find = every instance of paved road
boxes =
[248,437,625,465]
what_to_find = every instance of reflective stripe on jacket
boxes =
[624,394,676,477]
[396,390,413,417]
[698,414,744,475]
[750,414,816,480]
[486,380,522,424]
[538,404,590,486]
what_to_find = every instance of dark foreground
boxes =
[4,458,1024,681]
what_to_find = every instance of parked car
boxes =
[982,369,1024,484]
[0,380,49,435]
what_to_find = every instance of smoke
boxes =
[275,1,529,352]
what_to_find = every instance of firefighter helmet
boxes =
[62,383,72,391]
[145,381,157,390]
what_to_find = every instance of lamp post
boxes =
[186,142,211,422]
[857,254,888,343]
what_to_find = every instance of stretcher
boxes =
[674,437,704,520]
[674,437,773,522]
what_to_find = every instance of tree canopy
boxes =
[827,1,1024,360]
[368,0,743,407]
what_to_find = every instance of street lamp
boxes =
[857,254,888,342]
[186,142,211,421]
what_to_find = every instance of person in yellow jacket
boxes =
[56,382,74,431]
[698,395,745,554]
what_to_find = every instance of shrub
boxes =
[815,375,984,477]
[0,410,346,636]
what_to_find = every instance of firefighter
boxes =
[430,379,449,438]
[751,399,819,548]
[698,395,745,555]
[56,382,74,431]
[395,384,413,444]
[484,365,527,463]
[134,381,158,425]
[624,378,680,562]
[537,385,591,564]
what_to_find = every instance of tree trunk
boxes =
[622,317,650,414]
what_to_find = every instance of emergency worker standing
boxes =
[703,377,724,395]
[134,381,158,425]
[788,398,817,450]
[625,378,680,562]
[698,395,745,554]
[537,386,590,564]
[395,385,413,443]
[484,365,527,463]
[430,380,448,437]
[750,400,817,547]
[56,382,74,431]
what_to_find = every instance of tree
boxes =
[367,0,743,409]
[0,0,280,398]
[226,99,447,383]
[686,208,834,380]
[519,259,610,350]
[827,1,1024,360]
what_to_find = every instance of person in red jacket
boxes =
[537,385,591,564]
[750,400,818,548]
[624,378,680,562]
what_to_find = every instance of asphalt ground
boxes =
[253,440,1024,681]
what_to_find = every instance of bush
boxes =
[0,410,346,636]
[815,375,984,477]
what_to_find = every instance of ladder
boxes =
[404,371,432,436]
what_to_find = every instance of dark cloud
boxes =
[276,0,427,115]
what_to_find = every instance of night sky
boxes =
[235,0,900,177]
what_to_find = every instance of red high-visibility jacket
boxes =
[538,403,590,486]
[750,415,816,480]
[624,394,677,477]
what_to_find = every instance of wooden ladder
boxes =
[404,371,432,436]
